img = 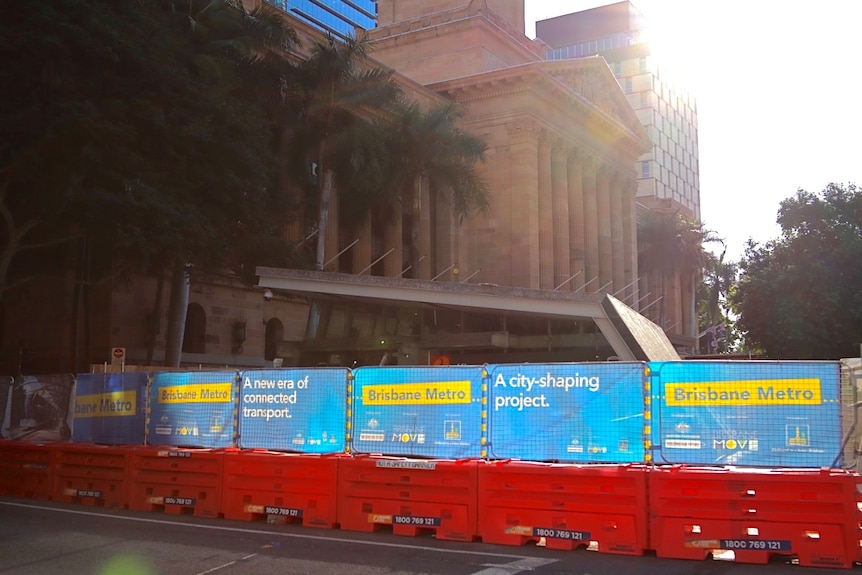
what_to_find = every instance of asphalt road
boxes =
[0,497,848,575]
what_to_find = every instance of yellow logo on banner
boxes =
[362,381,472,405]
[665,378,821,406]
[158,383,232,403]
[73,390,137,417]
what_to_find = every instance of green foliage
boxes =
[282,34,403,269]
[0,0,298,294]
[730,183,862,359]
[696,246,739,353]
[382,101,490,275]
[637,210,714,329]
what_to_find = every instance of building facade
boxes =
[2,0,690,375]
[537,1,700,220]
[265,0,376,40]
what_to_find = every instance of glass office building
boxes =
[537,1,700,221]
[266,0,377,40]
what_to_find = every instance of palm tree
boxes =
[163,0,299,366]
[637,210,712,331]
[383,102,490,277]
[286,34,403,272]
[698,244,738,352]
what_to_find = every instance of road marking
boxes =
[195,553,258,575]
[0,500,544,562]
[471,557,558,574]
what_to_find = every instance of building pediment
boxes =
[429,60,650,160]
[538,57,649,148]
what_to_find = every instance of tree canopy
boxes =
[697,245,738,353]
[730,183,862,359]
[383,102,490,276]
[284,35,403,270]
[637,210,712,329]
[0,0,299,297]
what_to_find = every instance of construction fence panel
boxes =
[147,371,238,449]
[350,366,485,459]
[649,360,842,467]
[72,372,148,445]
[237,368,348,453]
[486,362,648,463]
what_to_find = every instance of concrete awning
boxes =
[256,267,679,362]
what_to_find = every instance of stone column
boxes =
[324,185,340,271]
[505,121,541,288]
[434,188,454,279]
[383,209,403,278]
[551,140,570,290]
[567,149,585,293]
[581,154,599,292]
[610,169,626,297]
[352,215,372,274]
[621,176,638,306]
[418,176,432,279]
[538,130,553,290]
[596,164,613,293]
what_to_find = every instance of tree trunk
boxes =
[659,273,667,330]
[308,155,333,340]
[146,268,165,365]
[164,262,190,367]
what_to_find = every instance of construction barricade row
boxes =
[336,455,480,541]
[221,449,341,528]
[0,440,53,500]
[478,460,649,555]
[127,445,224,518]
[51,442,129,508]
[649,465,862,569]
[4,441,862,568]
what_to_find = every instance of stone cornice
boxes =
[367,2,544,60]
[429,62,649,160]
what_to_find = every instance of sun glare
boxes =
[639,2,714,96]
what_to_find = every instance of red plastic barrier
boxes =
[337,455,479,541]
[478,461,649,555]
[222,450,340,528]
[127,446,224,518]
[650,465,862,569]
[0,440,53,500]
[51,443,130,508]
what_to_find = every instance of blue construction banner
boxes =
[487,362,647,463]
[351,365,485,459]
[237,368,348,453]
[72,372,148,445]
[650,361,842,467]
[147,371,237,448]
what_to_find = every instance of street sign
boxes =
[111,347,126,365]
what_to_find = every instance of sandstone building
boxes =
[3,0,686,375]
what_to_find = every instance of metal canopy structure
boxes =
[257,267,680,363]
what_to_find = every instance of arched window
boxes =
[264,318,284,361]
[182,303,206,354]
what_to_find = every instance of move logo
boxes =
[392,432,425,444]
[712,438,759,451]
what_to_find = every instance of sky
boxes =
[524,0,862,261]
